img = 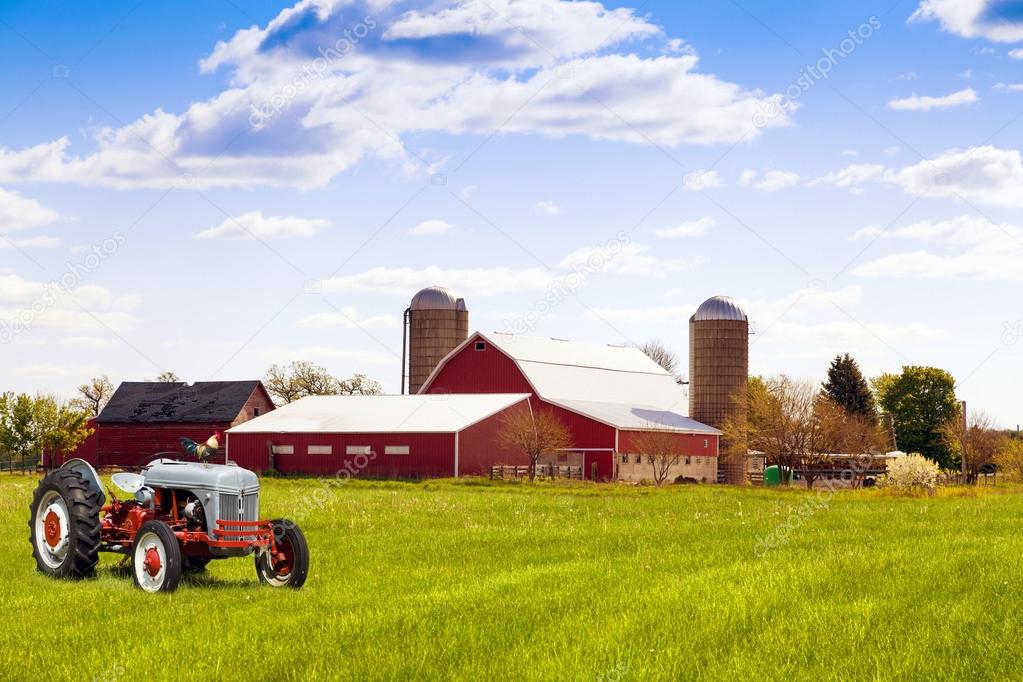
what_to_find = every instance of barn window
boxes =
[346,446,372,456]
[620,454,628,464]
[474,341,487,351]
[685,456,691,465]
[271,445,294,455]
[634,454,642,464]
[704,439,709,449]
[385,446,410,456]
[253,407,261,417]
[308,445,332,455]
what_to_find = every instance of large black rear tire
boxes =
[132,521,183,593]
[28,468,102,579]
[255,519,309,589]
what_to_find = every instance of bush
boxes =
[879,453,939,493]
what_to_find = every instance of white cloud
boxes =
[841,149,859,157]
[296,307,400,329]
[809,163,885,191]
[0,1,794,190]
[0,187,60,234]
[320,266,556,297]
[0,273,140,334]
[653,216,713,238]
[893,71,919,81]
[683,169,721,191]
[409,219,453,236]
[887,88,978,111]
[533,201,561,216]
[740,169,800,192]
[0,235,62,250]
[854,215,1023,281]
[560,242,699,276]
[911,0,1023,42]
[195,211,328,240]
[884,145,1023,207]
[61,336,111,349]
[884,145,902,156]
[16,363,102,378]
[1010,48,1023,59]
[993,82,1023,92]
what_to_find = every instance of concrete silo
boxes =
[689,295,749,484]
[403,286,469,394]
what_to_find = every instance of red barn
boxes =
[225,394,532,477]
[59,381,274,468]
[419,332,721,482]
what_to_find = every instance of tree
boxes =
[0,393,34,469]
[721,376,884,488]
[995,438,1023,481]
[0,394,92,470]
[155,371,180,383]
[72,375,115,416]
[632,426,684,485]
[873,366,959,470]
[822,354,877,423]
[264,361,382,405]
[939,410,1006,484]
[497,406,573,482]
[638,340,684,384]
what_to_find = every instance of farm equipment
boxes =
[28,455,309,593]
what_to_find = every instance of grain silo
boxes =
[689,295,749,484]
[403,286,469,394]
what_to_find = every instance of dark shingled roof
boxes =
[96,381,263,424]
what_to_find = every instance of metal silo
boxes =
[402,286,469,394]
[689,295,749,484]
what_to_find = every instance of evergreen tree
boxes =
[822,354,877,423]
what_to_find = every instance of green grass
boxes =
[2,474,1021,681]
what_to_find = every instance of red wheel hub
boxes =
[43,510,61,548]
[272,538,295,577]
[143,547,162,577]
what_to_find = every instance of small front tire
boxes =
[255,519,309,589]
[132,521,182,593]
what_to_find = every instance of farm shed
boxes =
[225,393,533,477]
[419,331,721,481]
[57,381,274,468]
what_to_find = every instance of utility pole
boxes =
[960,401,968,483]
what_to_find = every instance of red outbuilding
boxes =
[419,331,721,482]
[56,381,274,468]
[225,394,532,477]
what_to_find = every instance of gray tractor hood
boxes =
[142,459,259,495]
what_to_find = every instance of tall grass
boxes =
[1,475,1020,681]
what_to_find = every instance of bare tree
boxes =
[264,361,382,405]
[940,410,1005,484]
[632,426,684,485]
[722,375,884,488]
[497,406,573,482]
[72,375,115,416]
[638,340,684,384]
[155,371,180,383]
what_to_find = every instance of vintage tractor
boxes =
[28,457,309,593]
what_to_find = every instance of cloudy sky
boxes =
[0,0,1020,425]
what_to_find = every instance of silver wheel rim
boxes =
[259,550,291,587]
[35,490,70,569]
[133,531,168,593]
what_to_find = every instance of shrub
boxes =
[879,453,939,493]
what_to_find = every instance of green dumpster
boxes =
[763,465,794,486]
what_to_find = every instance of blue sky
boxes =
[0,0,1020,426]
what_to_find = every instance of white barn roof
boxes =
[228,394,529,434]
[549,399,721,435]
[468,331,686,407]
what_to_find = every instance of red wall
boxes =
[93,423,232,467]
[422,335,533,395]
[456,401,531,475]
[227,431,457,478]
[617,431,719,458]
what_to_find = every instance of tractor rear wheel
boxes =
[132,521,182,593]
[255,519,309,589]
[28,468,101,578]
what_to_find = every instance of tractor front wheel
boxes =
[28,468,101,578]
[255,519,309,589]
[132,521,182,593]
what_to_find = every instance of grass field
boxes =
[2,474,1022,681]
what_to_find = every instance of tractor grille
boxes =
[219,492,260,522]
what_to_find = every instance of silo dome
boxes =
[410,286,458,311]
[692,295,748,322]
